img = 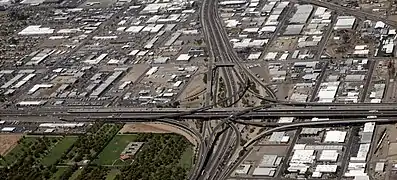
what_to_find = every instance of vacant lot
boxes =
[119,123,172,133]
[0,134,22,155]
[120,123,197,145]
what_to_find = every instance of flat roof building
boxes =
[324,130,347,143]
[235,164,251,175]
[317,81,340,103]
[278,117,294,123]
[334,16,356,30]
[252,167,276,176]
[284,24,304,35]
[17,100,47,106]
[176,54,192,61]
[1,127,15,132]
[375,162,385,172]
[219,0,247,6]
[259,155,278,167]
[18,25,54,35]
[315,164,338,173]
[290,149,315,164]
[269,132,285,142]
[319,150,339,162]
[289,5,313,24]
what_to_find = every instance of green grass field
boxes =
[50,167,68,180]
[179,145,194,170]
[95,134,138,165]
[41,136,78,166]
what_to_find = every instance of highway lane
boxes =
[58,111,396,119]
[201,0,215,107]
[209,4,238,107]
[211,14,244,178]
[215,123,241,180]
[5,107,397,119]
[10,100,397,115]
[207,0,277,99]
[196,117,241,180]
[202,126,233,180]
[9,103,397,113]
[197,1,223,171]
[200,0,241,177]
[198,0,254,177]
[209,32,235,107]
[196,0,239,179]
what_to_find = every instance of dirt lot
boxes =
[0,134,22,155]
[119,123,197,145]
[178,72,206,108]
[120,123,173,133]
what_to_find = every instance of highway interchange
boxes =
[191,0,397,179]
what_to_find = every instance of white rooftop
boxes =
[176,54,191,61]
[252,167,276,176]
[324,130,347,143]
[334,16,356,30]
[125,26,145,33]
[18,25,54,35]
[315,164,338,173]
[291,149,315,164]
[363,122,375,132]
[279,117,294,123]
[264,52,278,60]
[319,150,339,162]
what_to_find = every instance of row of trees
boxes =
[60,123,123,163]
[59,165,78,180]
[116,134,191,180]
[0,137,60,180]
[75,166,109,180]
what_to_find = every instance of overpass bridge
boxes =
[2,105,397,120]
